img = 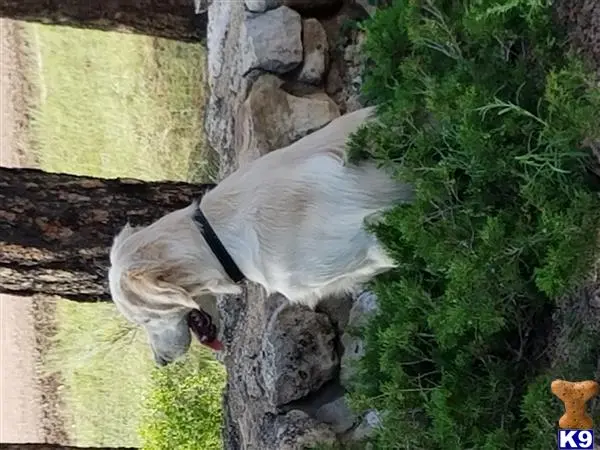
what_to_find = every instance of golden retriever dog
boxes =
[108,107,413,366]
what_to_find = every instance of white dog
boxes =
[108,107,413,366]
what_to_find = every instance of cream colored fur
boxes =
[108,107,413,365]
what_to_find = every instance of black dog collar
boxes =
[193,206,246,284]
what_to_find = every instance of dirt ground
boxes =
[0,18,67,445]
[0,17,44,444]
[0,18,27,168]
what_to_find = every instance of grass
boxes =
[346,0,600,448]
[23,23,214,183]
[138,353,225,450]
[44,300,155,446]
[20,23,220,447]
[45,299,224,448]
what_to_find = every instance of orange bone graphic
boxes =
[551,379,599,429]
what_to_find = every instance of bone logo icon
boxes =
[552,379,599,450]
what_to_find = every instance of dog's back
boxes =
[200,107,413,306]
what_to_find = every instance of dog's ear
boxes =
[124,266,199,312]
[117,222,139,240]
[111,222,141,256]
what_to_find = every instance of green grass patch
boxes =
[21,24,220,446]
[46,300,224,448]
[138,355,225,450]
[45,300,154,446]
[347,0,600,448]
[23,23,213,182]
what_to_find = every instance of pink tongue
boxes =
[203,338,224,351]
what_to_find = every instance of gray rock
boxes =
[348,290,379,328]
[219,285,343,449]
[340,290,379,386]
[298,19,329,85]
[205,0,251,177]
[354,0,378,17]
[316,294,354,335]
[228,403,339,449]
[315,395,357,434]
[245,0,282,13]
[242,6,303,75]
[235,74,340,167]
[262,303,339,406]
[272,410,338,449]
[346,409,383,442]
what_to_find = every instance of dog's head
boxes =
[108,203,236,366]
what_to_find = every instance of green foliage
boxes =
[138,358,226,450]
[348,0,600,448]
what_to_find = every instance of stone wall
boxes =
[204,0,372,176]
[204,1,383,448]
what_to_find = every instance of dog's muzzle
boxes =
[188,309,223,351]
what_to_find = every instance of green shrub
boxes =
[347,0,600,448]
[138,355,226,450]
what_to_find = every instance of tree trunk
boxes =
[0,445,137,450]
[0,167,215,301]
[0,0,207,43]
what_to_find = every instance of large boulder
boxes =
[241,6,304,75]
[234,74,340,167]
[219,284,378,448]
[205,0,252,176]
[262,303,339,406]
[219,285,341,449]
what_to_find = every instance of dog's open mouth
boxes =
[187,309,223,351]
